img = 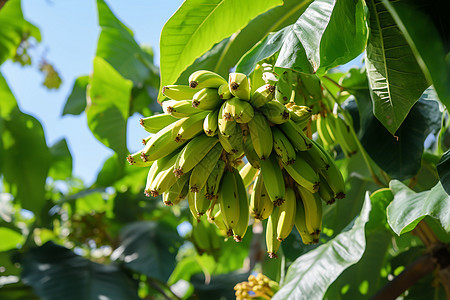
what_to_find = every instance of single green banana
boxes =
[162,84,199,100]
[272,126,296,165]
[285,103,312,129]
[205,159,226,200]
[162,100,199,118]
[218,83,232,100]
[239,162,258,188]
[191,218,212,254]
[232,168,249,242]
[298,72,322,101]
[171,111,209,142]
[173,180,190,205]
[188,189,200,220]
[188,70,227,89]
[194,187,211,217]
[173,135,219,177]
[318,174,336,205]
[141,121,186,162]
[266,206,281,258]
[218,170,240,229]
[311,139,346,199]
[242,136,260,169]
[279,120,312,151]
[228,72,251,101]
[297,184,322,238]
[162,172,190,205]
[248,111,273,160]
[148,154,179,197]
[218,101,236,137]
[316,114,335,147]
[126,150,152,167]
[203,108,219,136]
[259,154,285,206]
[249,173,273,220]
[250,84,275,108]
[224,97,254,123]
[218,123,243,154]
[296,142,329,172]
[192,88,222,110]
[189,142,223,193]
[333,114,358,157]
[139,114,178,134]
[284,154,320,193]
[211,209,231,236]
[144,153,176,197]
[276,187,297,241]
[259,101,290,124]
[295,196,317,244]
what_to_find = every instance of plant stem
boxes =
[322,75,344,92]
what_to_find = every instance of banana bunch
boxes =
[128,68,348,258]
[234,273,279,300]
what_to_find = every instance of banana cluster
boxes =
[127,69,347,258]
[234,273,279,300]
[316,113,358,157]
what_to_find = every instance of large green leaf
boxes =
[20,242,140,300]
[274,0,367,75]
[0,228,23,251]
[353,89,441,181]
[62,75,89,116]
[96,0,155,85]
[381,0,450,113]
[0,75,51,214]
[48,138,72,181]
[86,56,132,161]
[272,195,371,300]
[111,221,182,282]
[0,0,41,65]
[387,180,450,235]
[159,0,282,98]
[365,0,429,135]
[437,150,450,195]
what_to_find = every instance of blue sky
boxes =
[1,0,183,185]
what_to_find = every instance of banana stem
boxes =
[324,85,386,187]
[322,75,345,92]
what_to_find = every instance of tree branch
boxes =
[370,254,436,300]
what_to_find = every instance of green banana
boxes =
[249,173,273,220]
[188,189,200,220]
[189,142,223,193]
[218,83,232,100]
[224,97,254,123]
[242,135,260,169]
[249,84,275,108]
[266,206,281,258]
[228,72,250,100]
[218,102,236,137]
[173,135,219,177]
[248,111,273,160]
[272,127,296,165]
[162,173,190,205]
[171,111,209,142]
[211,209,231,236]
[297,184,322,238]
[218,123,243,154]
[276,187,297,241]
[139,114,178,134]
[274,71,292,104]
[311,140,346,199]
[148,154,179,197]
[259,154,285,206]
[318,174,336,205]
[191,218,212,254]
[192,88,222,110]
[141,122,186,162]
[333,114,358,157]
[239,162,258,188]
[249,64,266,94]
[316,114,335,148]
[189,70,227,89]
[144,153,176,197]
[203,108,219,136]
[127,150,152,167]
[232,168,249,242]
[296,142,329,172]
[279,120,312,151]
[295,196,317,244]
[285,103,312,129]
[218,170,240,229]
[194,187,211,216]
[162,84,199,100]
[259,101,290,124]
[205,159,226,200]
[162,100,198,118]
[284,154,320,193]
